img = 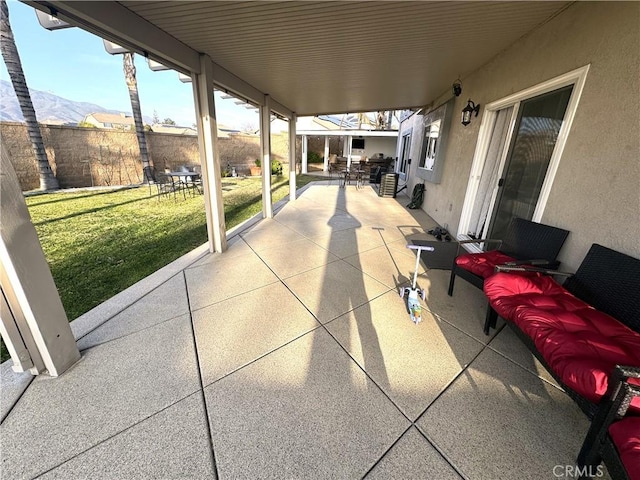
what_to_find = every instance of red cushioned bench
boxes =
[483,244,640,479]
[608,416,640,480]
[579,367,640,480]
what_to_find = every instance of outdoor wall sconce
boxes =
[452,79,462,97]
[461,99,480,126]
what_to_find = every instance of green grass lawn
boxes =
[0,175,316,363]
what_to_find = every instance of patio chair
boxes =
[447,217,569,332]
[155,172,178,201]
[577,365,640,480]
[190,165,203,195]
[143,166,158,196]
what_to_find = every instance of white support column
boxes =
[346,135,353,168]
[192,54,227,253]
[260,94,273,218]
[323,136,330,172]
[301,135,308,174]
[0,145,80,376]
[289,113,297,201]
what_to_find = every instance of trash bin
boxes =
[377,173,399,198]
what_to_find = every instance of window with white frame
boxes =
[398,131,411,175]
[419,120,440,171]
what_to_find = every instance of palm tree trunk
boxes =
[122,53,153,183]
[0,0,59,190]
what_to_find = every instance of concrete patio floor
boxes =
[1,183,597,479]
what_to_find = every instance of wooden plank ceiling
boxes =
[121,1,570,116]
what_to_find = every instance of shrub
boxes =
[271,160,283,176]
[307,151,323,163]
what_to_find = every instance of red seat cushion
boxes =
[483,273,640,413]
[455,251,516,279]
[609,417,640,480]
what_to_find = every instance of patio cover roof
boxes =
[24,1,571,116]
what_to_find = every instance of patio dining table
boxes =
[167,171,202,196]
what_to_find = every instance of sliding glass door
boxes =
[487,85,573,239]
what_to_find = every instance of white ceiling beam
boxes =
[208,63,291,118]
[269,98,293,120]
[210,62,265,107]
[24,1,201,74]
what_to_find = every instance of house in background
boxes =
[150,123,197,135]
[297,114,399,173]
[81,112,135,130]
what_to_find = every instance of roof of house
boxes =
[88,112,135,125]
[150,124,197,135]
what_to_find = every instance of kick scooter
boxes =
[399,244,434,324]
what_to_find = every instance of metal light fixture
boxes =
[461,99,480,126]
[452,78,462,97]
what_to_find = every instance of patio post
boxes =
[323,136,329,172]
[0,145,80,376]
[192,54,227,253]
[301,134,308,174]
[260,94,273,218]
[289,113,297,201]
[346,135,352,168]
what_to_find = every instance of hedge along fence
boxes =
[0,122,297,191]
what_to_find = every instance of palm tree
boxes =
[0,0,59,190]
[122,52,152,182]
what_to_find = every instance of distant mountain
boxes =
[0,79,151,124]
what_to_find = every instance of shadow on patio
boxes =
[0,183,594,479]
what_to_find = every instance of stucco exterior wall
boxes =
[403,1,639,270]
[361,137,397,159]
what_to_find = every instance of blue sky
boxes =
[0,0,257,129]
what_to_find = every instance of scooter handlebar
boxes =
[406,244,435,252]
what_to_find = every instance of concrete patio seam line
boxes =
[0,375,35,426]
[28,390,204,480]
[198,324,325,391]
[412,425,471,480]
[411,343,492,427]
[484,339,569,394]
[316,284,395,327]
[313,311,473,479]
[315,321,413,423]
[305,237,383,259]
[182,271,219,479]
[243,236,394,324]
[188,278,282,315]
[361,423,415,478]
[76,311,191,353]
[426,310,499,347]
[256,255,345,282]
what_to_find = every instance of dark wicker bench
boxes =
[578,366,640,480]
[447,217,569,334]
[483,244,640,479]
